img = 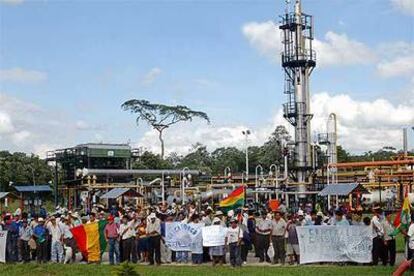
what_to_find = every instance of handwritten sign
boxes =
[296,225,373,264]
[202,225,228,247]
[0,231,7,263]
[165,222,202,252]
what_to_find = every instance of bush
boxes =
[112,262,139,276]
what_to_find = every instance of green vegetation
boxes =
[0,151,53,193]
[0,264,396,276]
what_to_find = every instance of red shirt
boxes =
[104,222,119,238]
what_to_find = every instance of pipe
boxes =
[331,160,414,168]
[81,168,199,176]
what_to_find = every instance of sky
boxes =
[0,0,413,157]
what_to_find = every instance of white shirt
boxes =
[407,223,414,239]
[61,223,73,239]
[371,215,384,238]
[119,222,135,240]
[47,222,63,242]
[226,226,243,244]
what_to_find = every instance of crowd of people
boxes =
[0,200,407,267]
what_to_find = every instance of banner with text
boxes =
[296,225,373,264]
[202,225,228,247]
[0,231,7,263]
[165,222,203,252]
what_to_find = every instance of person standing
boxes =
[119,215,135,262]
[190,214,204,265]
[46,216,64,263]
[382,211,396,266]
[371,207,385,265]
[18,218,32,263]
[333,210,350,226]
[407,215,414,260]
[255,212,272,263]
[286,215,300,265]
[209,218,226,266]
[226,218,243,267]
[271,210,287,265]
[146,213,161,265]
[61,217,77,263]
[3,215,19,262]
[104,215,120,265]
[33,217,48,263]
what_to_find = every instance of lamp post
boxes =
[224,167,231,183]
[255,164,263,202]
[181,167,190,205]
[242,130,251,181]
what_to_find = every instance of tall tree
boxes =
[122,100,210,158]
[259,125,292,168]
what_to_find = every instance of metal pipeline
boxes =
[81,168,200,176]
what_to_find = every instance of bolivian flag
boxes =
[71,220,107,262]
[219,186,245,211]
[391,195,411,236]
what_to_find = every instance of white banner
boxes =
[165,222,203,252]
[202,225,227,247]
[296,225,373,264]
[0,231,7,263]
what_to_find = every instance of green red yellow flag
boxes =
[392,195,411,236]
[219,186,245,210]
[70,220,107,262]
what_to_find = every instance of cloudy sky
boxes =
[0,0,413,157]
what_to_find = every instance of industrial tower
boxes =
[279,0,316,197]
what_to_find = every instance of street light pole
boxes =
[242,130,251,181]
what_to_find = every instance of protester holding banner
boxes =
[190,214,204,265]
[208,218,226,266]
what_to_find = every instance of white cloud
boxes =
[242,21,376,67]
[12,130,31,144]
[0,92,90,156]
[391,0,414,15]
[377,42,414,77]
[141,67,162,85]
[242,21,281,62]
[138,92,414,155]
[0,0,24,5]
[75,120,89,130]
[310,93,414,152]
[0,68,47,83]
[314,32,376,67]
[0,111,15,134]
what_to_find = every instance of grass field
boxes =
[0,264,396,276]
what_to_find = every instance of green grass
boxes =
[0,264,396,276]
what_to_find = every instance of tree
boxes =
[122,100,210,158]
[180,143,212,174]
[0,151,53,192]
[211,147,245,175]
[259,125,291,168]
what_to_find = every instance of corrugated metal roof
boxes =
[318,183,369,196]
[0,192,10,199]
[14,185,52,193]
[100,188,141,199]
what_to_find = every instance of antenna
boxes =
[285,0,291,14]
